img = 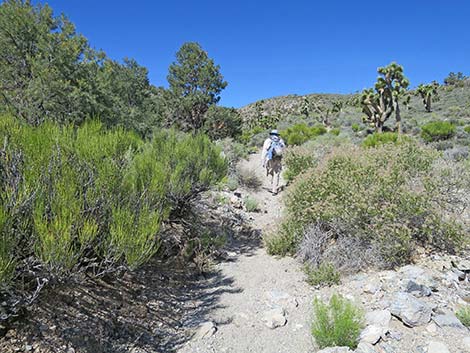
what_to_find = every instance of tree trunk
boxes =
[426,95,432,112]
[395,101,402,134]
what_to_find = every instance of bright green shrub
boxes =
[312,294,364,349]
[456,306,470,327]
[281,123,326,146]
[362,132,399,147]
[421,121,456,142]
[271,142,465,267]
[305,263,340,287]
[464,126,470,134]
[351,123,361,133]
[0,116,227,288]
[329,128,340,136]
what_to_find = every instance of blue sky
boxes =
[36,0,469,107]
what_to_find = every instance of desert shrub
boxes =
[283,137,346,182]
[0,116,227,315]
[271,142,466,268]
[443,146,469,161]
[236,167,262,190]
[244,196,259,212]
[216,138,249,174]
[351,123,361,133]
[281,123,326,146]
[421,121,456,142]
[456,306,470,327]
[305,263,340,287]
[464,126,470,134]
[362,132,399,147]
[312,294,364,349]
[239,126,265,145]
[329,128,340,136]
[226,177,239,191]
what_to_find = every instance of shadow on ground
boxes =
[0,211,262,353]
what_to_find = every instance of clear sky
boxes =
[35,0,470,108]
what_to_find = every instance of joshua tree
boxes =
[361,62,409,133]
[416,81,439,112]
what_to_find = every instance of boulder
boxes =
[389,292,432,327]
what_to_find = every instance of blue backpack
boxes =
[267,140,284,160]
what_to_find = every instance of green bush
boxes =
[351,123,361,133]
[456,306,470,327]
[312,294,364,349]
[0,116,227,288]
[305,263,340,287]
[271,142,466,267]
[226,177,239,191]
[244,196,259,212]
[464,126,470,134]
[421,121,456,142]
[329,128,340,136]
[281,123,326,146]
[362,132,399,147]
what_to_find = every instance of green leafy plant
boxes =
[312,294,364,349]
[456,306,470,327]
[281,123,326,146]
[421,121,456,142]
[305,263,340,287]
[329,128,340,136]
[351,123,361,133]
[464,126,470,134]
[362,132,399,147]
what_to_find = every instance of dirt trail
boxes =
[179,152,315,353]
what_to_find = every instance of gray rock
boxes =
[452,268,467,281]
[266,290,298,310]
[359,325,383,344]
[365,309,391,328]
[427,341,450,353]
[405,280,431,297]
[363,282,381,295]
[389,292,432,327]
[433,313,465,329]
[354,342,376,353]
[262,307,287,329]
[193,321,217,339]
[317,347,353,353]
[462,337,470,352]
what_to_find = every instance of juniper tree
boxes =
[416,81,439,112]
[167,42,227,132]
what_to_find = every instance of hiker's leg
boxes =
[272,170,280,194]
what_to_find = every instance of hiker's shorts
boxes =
[266,157,282,176]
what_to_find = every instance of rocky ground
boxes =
[178,152,470,353]
[1,151,469,353]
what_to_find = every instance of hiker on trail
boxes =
[261,129,285,195]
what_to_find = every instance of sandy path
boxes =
[178,152,315,353]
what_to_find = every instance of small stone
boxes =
[194,321,217,339]
[462,337,470,352]
[363,283,381,295]
[387,330,402,341]
[426,322,438,333]
[359,325,383,344]
[262,307,287,329]
[266,290,298,310]
[452,268,467,281]
[24,345,33,352]
[389,292,432,327]
[365,310,391,328]
[355,342,376,353]
[405,280,431,297]
[433,313,465,329]
[427,341,450,353]
[317,347,353,353]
